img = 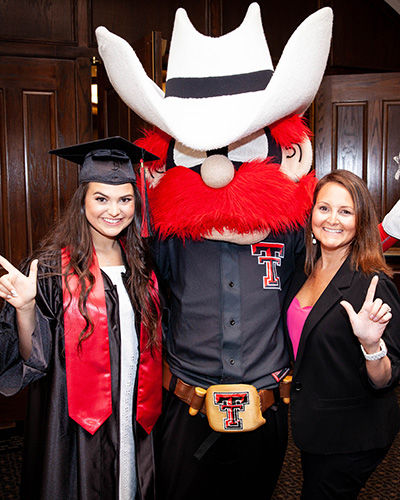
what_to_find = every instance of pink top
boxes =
[287,297,312,359]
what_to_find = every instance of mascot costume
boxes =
[95,4,400,499]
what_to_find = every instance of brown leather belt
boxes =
[163,360,292,416]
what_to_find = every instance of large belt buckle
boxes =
[205,384,266,433]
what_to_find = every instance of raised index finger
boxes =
[0,255,18,274]
[365,275,379,305]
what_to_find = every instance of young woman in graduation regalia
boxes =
[0,137,162,500]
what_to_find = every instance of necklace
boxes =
[95,245,122,267]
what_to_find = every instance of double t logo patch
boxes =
[205,384,266,432]
[213,391,250,430]
[251,242,285,289]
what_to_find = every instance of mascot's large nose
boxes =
[200,154,235,188]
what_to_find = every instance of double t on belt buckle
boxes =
[163,361,292,433]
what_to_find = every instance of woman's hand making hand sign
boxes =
[0,255,38,309]
[341,275,392,387]
[0,255,38,359]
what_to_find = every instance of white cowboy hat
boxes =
[96,3,333,151]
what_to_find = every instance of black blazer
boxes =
[283,254,400,454]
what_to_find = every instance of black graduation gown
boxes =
[0,262,155,500]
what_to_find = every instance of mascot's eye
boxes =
[226,128,282,165]
[227,129,272,164]
[166,138,207,170]
[166,128,283,171]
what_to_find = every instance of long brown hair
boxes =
[32,182,161,350]
[304,170,393,277]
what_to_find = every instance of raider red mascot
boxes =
[96,4,400,499]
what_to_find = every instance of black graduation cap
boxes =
[49,136,159,185]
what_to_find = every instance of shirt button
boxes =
[230,319,235,325]
[229,282,234,287]
[294,382,302,391]
[230,359,235,365]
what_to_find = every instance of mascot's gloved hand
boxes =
[382,200,400,239]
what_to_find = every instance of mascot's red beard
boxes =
[148,159,317,241]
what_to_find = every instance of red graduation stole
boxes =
[137,285,162,434]
[61,248,162,435]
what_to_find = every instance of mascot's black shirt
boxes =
[153,228,305,390]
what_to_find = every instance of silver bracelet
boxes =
[360,338,387,361]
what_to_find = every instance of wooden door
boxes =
[0,56,87,426]
[314,72,400,223]
[0,56,83,267]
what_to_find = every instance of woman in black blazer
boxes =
[284,170,400,499]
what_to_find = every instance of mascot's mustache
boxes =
[148,159,317,241]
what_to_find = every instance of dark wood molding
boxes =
[207,0,223,36]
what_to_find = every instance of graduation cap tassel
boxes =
[140,158,152,238]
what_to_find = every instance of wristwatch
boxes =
[360,338,387,361]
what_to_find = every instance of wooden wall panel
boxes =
[0,57,79,267]
[0,89,5,259]
[222,0,400,72]
[2,84,29,264]
[334,103,367,177]
[327,0,400,72]
[0,0,76,44]
[91,0,208,47]
[367,97,384,205]
[314,72,400,223]
[222,0,318,63]
[23,91,57,254]
[383,102,400,210]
